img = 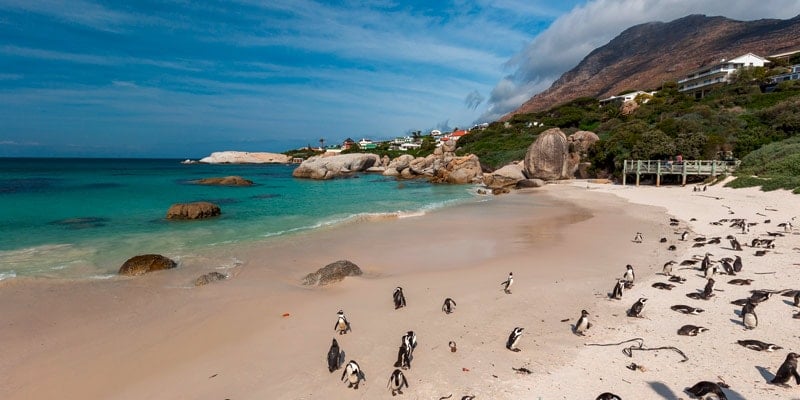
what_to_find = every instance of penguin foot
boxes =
[512,348,521,352]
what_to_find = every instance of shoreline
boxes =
[1,182,796,399]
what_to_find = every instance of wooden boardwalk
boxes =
[622,159,740,186]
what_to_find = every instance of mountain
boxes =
[504,14,800,118]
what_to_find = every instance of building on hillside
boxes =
[440,129,469,143]
[399,142,421,151]
[342,138,356,150]
[768,49,800,63]
[358,138,377,150]
[768,64,800,84]
[677,53,769,99]
[599,90,657,106]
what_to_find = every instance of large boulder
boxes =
[524,128,569,181]
[516,178,546,188]
[199,151,290,164]
[119,254,177,276]
[292,153,380,180]
[301,260,363,286]
[434,154,482,184]
[386,154,415,173]
[483,163,526,189]
[166,201,221,220]
[568,131,600,155]
[194,176,253,186]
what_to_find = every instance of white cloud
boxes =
[481,0,800,121]
[0,0,135,32]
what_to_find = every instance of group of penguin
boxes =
[596,213,800,399]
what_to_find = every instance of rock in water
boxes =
[483,163,526,189]
[301,260,363,286]
[194,271,228,286]
[195,176,253,186]
[119,254,177,276]
[166,202,221,220]
[292,153,380,180]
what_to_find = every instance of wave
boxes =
[0,271,16,281]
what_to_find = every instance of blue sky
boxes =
[2,1,799,157]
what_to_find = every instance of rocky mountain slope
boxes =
[504,14,800,118]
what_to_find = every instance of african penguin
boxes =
[681,231,689,241]
[402,331,417,355]
[701,278,715,299]
[595,393,622,400]
[506,327,524,352]
[501,272,513,294]
[685,381,728,399]
[677,325,708,336]
[393,287,406,309]
[334,310,352,335]
[633,232,643,243]
[394,343,412,369]
[662,261,675,276]
[742,300,758,330]
[704,264,717,279]
[670,305,704,315]
[737,339,782,352]
[611,279,624,300]
[327,338,344,372]
[729,237,742,251]
[794,291,800,307]
[574,309,591,336]
[442,297,457,314]
[622,264,635,285]
[387,369,409,395]
[771,352,800,386]
[341,360,366,389]
[721,259,734,275]
[627,298,647,318]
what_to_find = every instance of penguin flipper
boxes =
[341,367,347,382]
[401,373,408,388]
[793,368,800,385]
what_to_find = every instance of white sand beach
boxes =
[1,181,798,399]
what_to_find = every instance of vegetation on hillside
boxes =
[725,136,800,193]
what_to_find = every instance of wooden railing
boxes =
[622,159,740,186]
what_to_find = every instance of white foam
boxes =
[0,271,17,281]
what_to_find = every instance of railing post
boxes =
[711,161,717,177]
[636,160,641,187]
[622,160,627,186]
[681,161,687,186]
[656,160,661,187]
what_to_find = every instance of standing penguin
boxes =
[770,352,800,386]
[334,310,352,335]
[721,259,735,275]
[730,237,742,251]
[442,297,457,314]
[501,272,514,294]
[742,300,758,330]
[627,298,647,318]
[327,338,344,372]
[622,264,635,286]
[611,279,625,300]
[394,343,412,369]
[681,231,689,241]
[704,263,717,279]
[633,232,643,243]
[387,369,409,395]
[574,309,592,336]
[701,278,716,299]
[402,331,417,355]
[701,253,713,271]
[733,255,743,273]
[506,327,524,352]
[341,360,366,389]
[393,287,407,309]
[662,260,676,276]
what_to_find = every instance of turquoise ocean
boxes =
[0,158,479,280]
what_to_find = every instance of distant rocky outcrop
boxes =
[166,202,221,220]
[199,151,290,164]
[301,260,363,286]
[119,254,177,276]
[292,153,380,180]
[194,271,228,286]
[504,14,800,117]
[194,176,254,186]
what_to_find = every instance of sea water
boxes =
[0,158,479,279]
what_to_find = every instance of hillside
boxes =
[504,14,800,118]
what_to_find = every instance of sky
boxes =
[1,0,800,158]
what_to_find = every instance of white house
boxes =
[678,53,769,98]
[768,64,800,84]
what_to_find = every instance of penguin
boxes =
[670,305,704,315]
[794,291,800,307]
[701,253,713,271]
[341,360,366,389]
[442,297,457,314]
[501,272,513,294]
[721,259,735,275]
[707,237,721,245]
[729,237,742,251]
[627,298,647,318]
[394,343,412,369]
[387,368,409,395]
[771,352,800,386]
[662,260,675,276]
[393,287,406,309]
[505,327,524,352]
[660,237,667,243]
[701,278,715,299]
[622,264,635,286]
[728,278,753,286]
[595,393,622,400]
[668,275,687,284]
[667,245,677,251]
[737,339,782,352]
[685,381,728,399]
[334,310,352,335]
[677,325,708,336]
[327,338,344,372]
[402,331,417,355]
[610,279,624,300]
[633,232,643,243]
[681,231,689,241]
[742,300,758,330]
[750,290,772,304]
[449,340,457,352]
[704,264,717,279]
[574,309,591,336]
[652,282,675,290]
